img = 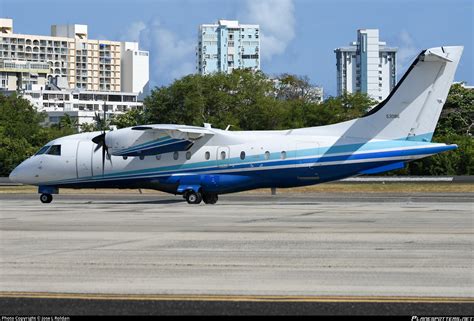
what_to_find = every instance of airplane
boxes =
[9,46,463,204]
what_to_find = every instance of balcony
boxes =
[0,60,50,73]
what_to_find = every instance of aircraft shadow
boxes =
[79,199,186,205]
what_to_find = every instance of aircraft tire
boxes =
[40,193,53,204]
[203,193,218,204]
[185,191,202,204]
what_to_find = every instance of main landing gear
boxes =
[40,193,53,203]
[183,190,218,205]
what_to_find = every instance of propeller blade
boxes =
[92,132,108,175]
[92,102,109,176]
[92,132,105,145]
[102,141,106,176]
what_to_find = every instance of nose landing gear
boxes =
[38,186,58,203]
[40,193,53,203]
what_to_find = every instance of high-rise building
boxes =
[334,29,397,102]
[0,18,149,96]
[196,20,260,75]
[120,42,149,99]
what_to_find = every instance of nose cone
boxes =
[8,167,19,183]
[8,161,33,184]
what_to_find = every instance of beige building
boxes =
[0,18,147,93]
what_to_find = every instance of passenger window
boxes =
[220,151,226,160]
[186,151,191,160]
[156,155,161,161]
[264,151,270,160]
[205,151,210,160]
[281,151,287,159]
[123,156,128,160]
[47,145,61,156]
[240,151,246,160]
[173,151,179,160]
[139,155,145,160]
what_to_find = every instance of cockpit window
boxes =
[47,145,61,156]
[35,145,51,155]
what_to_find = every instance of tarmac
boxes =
[0,192,473,315]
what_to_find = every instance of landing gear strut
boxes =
[40,193,53,203]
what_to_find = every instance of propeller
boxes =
[91,102,111,175]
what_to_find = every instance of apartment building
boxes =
[0,18,149,96]
[334,29,397,102]
[0,18,149,127]
[197,20,260,75]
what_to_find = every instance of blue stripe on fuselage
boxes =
[43,143,455,186]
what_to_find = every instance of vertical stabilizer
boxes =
[360,46,463,141]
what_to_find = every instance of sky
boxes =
[1,0,472,96]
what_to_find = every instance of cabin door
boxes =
[76,140,93,178]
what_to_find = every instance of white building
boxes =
[334,29,397,102]
[0,18,149,95]
[197,20,260,75]
[121,42,149,100]
[21,87,143,126]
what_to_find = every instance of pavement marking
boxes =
[0,292,473,303]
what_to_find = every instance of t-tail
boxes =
[298,46,464,142]
[362,46,463,142]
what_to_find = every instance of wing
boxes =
[131,124,214,140]
[107,125,214,157]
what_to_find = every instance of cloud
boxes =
[395,30,420,76]
[121,0,296,86]
[121,21,146,43]
[241,0,295,61]
[122,19,195,86]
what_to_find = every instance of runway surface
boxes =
[0,192,473,314]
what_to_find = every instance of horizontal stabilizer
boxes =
[423,47,453,62]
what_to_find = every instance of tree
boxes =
[79,122,96,133]
[394,83,473,176]
[144,70,276,130]
[0,93,76,176]
[55,114,78,132]
[435,83,474,137]
[110,109,146,129]
[275,74,322,103]
[0,94,44,175]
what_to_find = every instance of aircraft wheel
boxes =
[185,191,202,205]
[40,193,53,204]
[203,193,218,205]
